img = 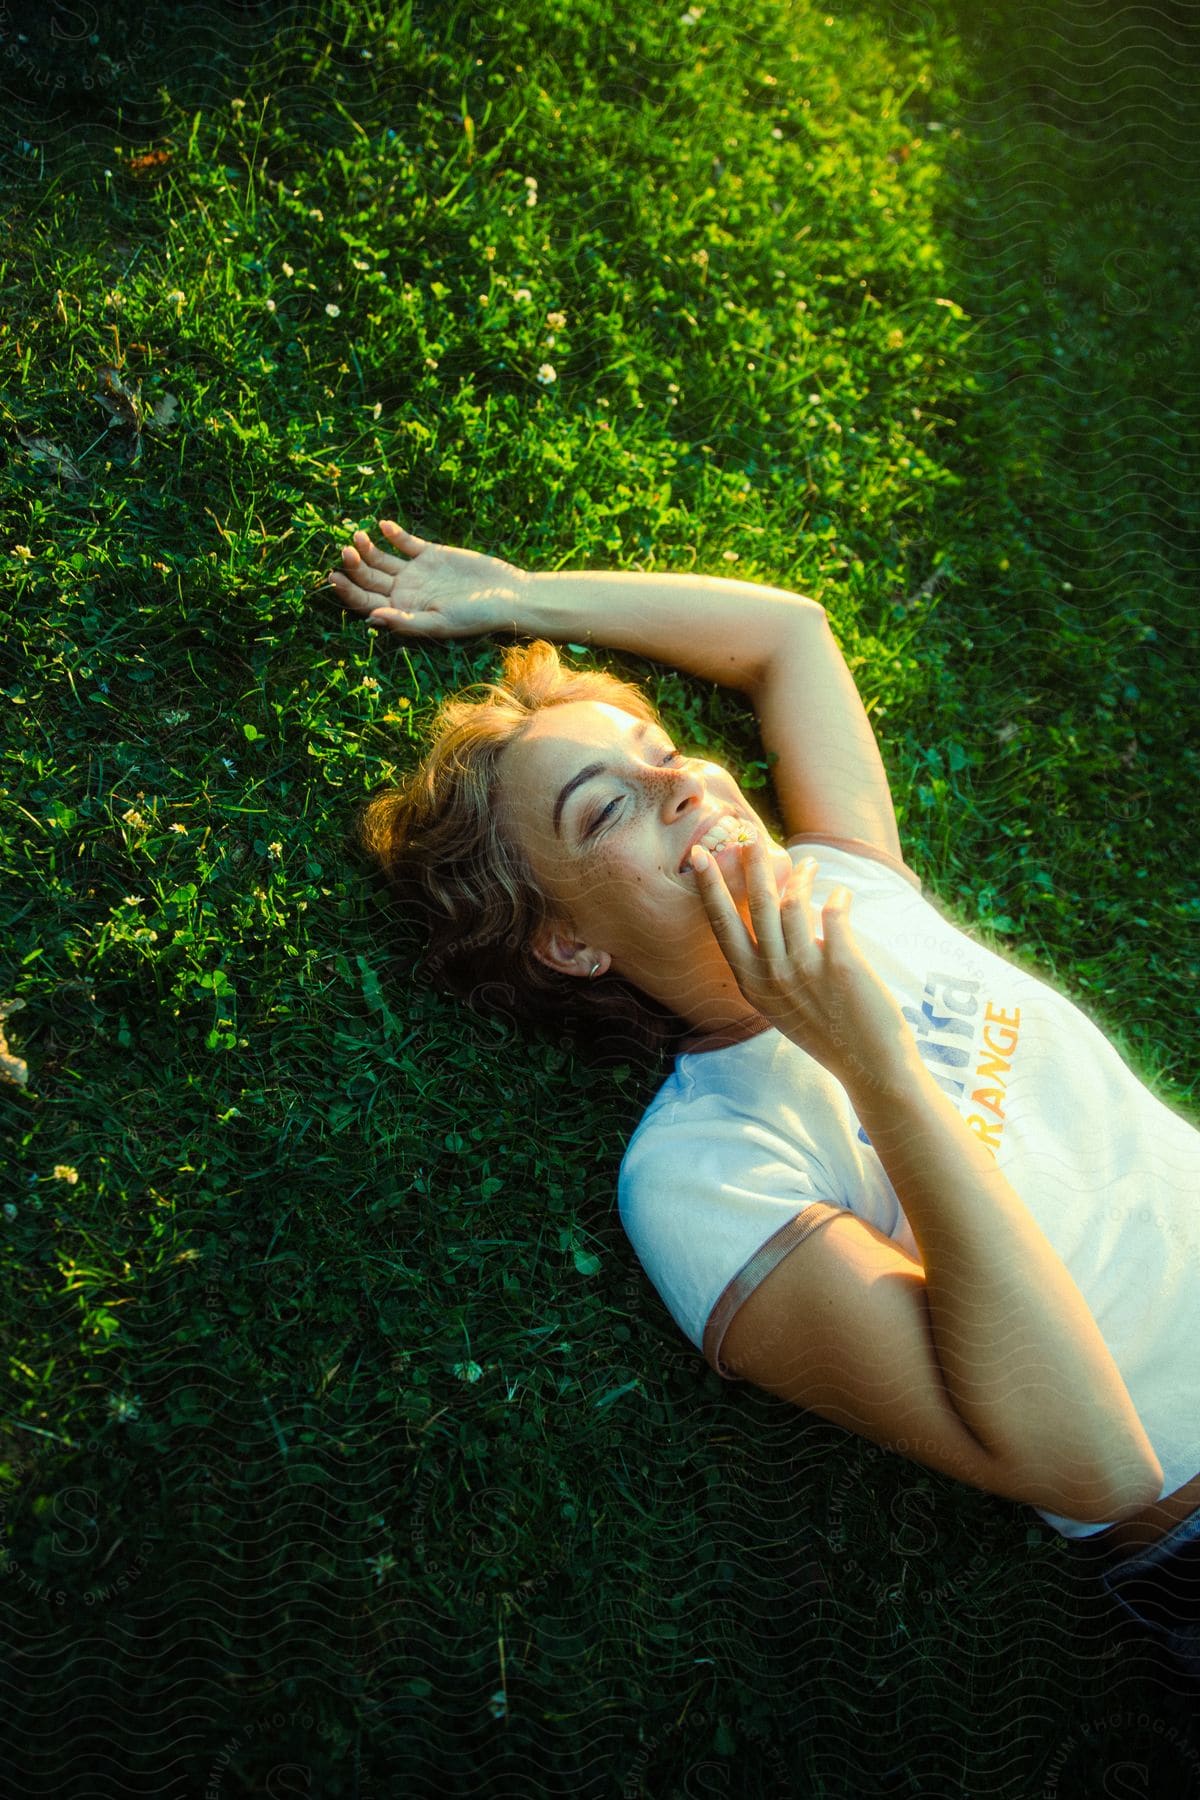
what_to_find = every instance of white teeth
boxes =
[681,813,754,870]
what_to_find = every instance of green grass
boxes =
[2,0,1199,1793]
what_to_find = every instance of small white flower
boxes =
[169,822,188,835]
[667,382,680,393]
[267,840,283,859]
[325,302,341,317]
[361,676,380,692]
[513,287,532,303]
[356,464,375,475]
[680,5,703,24]
[546,310,566,329]
[372,401,382,419]
[808,393,821,404]
[723,550,740,562]
[352,257,370,270]
[309,207,324,221]
[523,174,538,189]
[282,261,294,277]
[536,363,557,385]
[123,895,144,908]
[264,297,276,312]
[771,127,784,140]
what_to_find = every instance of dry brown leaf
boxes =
[0,997,28,1088]
[129,148,172,177]
[95,364,143,430]
[17,433,86,484]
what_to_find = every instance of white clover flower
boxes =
[264,297,276,312]
[513,287,532,303]
[282,261,294,277]
[771,127,784,140]
[546,310,566,329]
[361,676,380,692]
[536,363,557,385]
[325,302,341,317]
[680,5,703,24]
[356,464,375,475]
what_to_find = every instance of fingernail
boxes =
[692,846,709,871]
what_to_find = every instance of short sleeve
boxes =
[785,831,923,895]
[617,1106,846,1382]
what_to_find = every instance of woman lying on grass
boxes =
[330,520,1200,1675]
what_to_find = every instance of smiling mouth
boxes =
[678,813,757,873]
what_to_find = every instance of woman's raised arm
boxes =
[329,518,818,694]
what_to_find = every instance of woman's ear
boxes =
[531,926,605,979]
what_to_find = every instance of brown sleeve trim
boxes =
[702,1201,848,1381]
[784,833,923,894]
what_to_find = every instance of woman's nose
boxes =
[653,760,706,815]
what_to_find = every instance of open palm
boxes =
[328,520,528,639]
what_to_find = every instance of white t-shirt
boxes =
[617,836,1200,1540]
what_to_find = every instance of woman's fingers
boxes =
[780,856,821,954]
[742,833,786,960]
[353,528,405,576]
[328,568,392,614]
[690,844,752,961]
[379,519,431,556]
[339,544,394,594]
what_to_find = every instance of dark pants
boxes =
[1072,1505,1200,1677]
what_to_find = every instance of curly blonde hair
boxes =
[353,639,691,1066]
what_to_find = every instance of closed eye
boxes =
[584,749,682,838]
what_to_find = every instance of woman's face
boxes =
[495,700,796,1003]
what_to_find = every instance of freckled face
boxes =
[495,701,794,978]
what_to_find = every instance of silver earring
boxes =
[588,961,601,979]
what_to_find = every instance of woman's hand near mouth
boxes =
[691,838,918,1092]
